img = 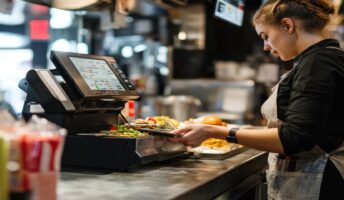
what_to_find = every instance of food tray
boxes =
[188,146,248,160]
[137,128,178,137]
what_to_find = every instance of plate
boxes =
[77,132,149,138]
[137,128,178,138]
[125,123,160,129]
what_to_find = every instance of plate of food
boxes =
[188,138,247,160]
[99,125,148,138]
[182,115,247,160]
[131,116,180,130]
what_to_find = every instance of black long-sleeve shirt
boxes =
[277,39,344,155]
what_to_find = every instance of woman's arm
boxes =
[235,128,284,153]
[170,125,285,153]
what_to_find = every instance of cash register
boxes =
[19,51,185,170]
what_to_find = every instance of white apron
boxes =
[261,72,344,199]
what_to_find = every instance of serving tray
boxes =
[188,146,248,160]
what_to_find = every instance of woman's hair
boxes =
[253,0,335,33]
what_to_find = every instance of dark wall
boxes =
[203,1,262,77]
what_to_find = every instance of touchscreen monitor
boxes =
[51,50,138,99]
[69,57,125,91]
[214,0,245,26]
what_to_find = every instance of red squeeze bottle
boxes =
[128,100,135,117]
[128,100,135,122]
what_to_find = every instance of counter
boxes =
[58,149,268,200]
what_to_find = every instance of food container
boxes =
[154,95,201,121]
[0,114,67,200]
[215,61,255,80]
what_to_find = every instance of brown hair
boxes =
[253,0,335,33]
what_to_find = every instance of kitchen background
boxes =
[1,0,344,125]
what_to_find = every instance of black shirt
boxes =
[277,39,344,155]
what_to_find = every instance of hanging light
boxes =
[121,46,134,58]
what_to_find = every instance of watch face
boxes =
[226,135,237,144]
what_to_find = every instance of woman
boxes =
[169,0,344,199]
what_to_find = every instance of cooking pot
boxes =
[154,95,201,121]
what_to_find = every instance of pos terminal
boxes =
[19,51,184,170]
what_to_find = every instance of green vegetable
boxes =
[103,125,146,137]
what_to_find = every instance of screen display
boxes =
[69,57,125,91]
[214,0,245,26]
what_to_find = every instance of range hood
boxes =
[23,0,187,11]
[22,0,112,10]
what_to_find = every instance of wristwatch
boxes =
[226,128,239,144]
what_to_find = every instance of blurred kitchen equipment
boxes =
[22,0,187,11]
[169,79,258,124]
[215,61,255,80]
[154,95,201,121]
[0,0,13,14]
[256,63,279,85]
[22,0,112,10]
[147,0,188,7]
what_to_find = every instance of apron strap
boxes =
[329,143,344,179]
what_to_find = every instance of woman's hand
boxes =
[168,124,216,147]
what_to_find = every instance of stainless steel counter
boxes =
[58,149,268,200]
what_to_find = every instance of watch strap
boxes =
[226,128,239,144]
